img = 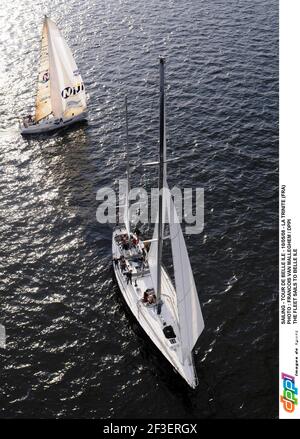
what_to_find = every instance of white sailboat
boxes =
[112,58,204,388]
[20,16,87,134]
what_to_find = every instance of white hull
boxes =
[20,111,87,135]
[112,227,198,388]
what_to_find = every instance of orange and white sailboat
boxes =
[20,16,87,134]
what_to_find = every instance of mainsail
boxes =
[35,19,51,122]
[149,186,204,358]
[35,17,87,121]
[166,187,204,355]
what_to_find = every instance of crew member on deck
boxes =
[120,257,126,272]
[132,236,138,246]
[142,289,156,305]
[126,269,132,285]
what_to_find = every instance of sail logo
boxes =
[61,83,84,99]
[280,372,298,413]
[42,71,49,83]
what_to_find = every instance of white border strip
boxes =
[280,0,300,419]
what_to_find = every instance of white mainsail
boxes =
[149,186,204,358]
[35,17,87,121]
[35,19,51,122]
[166,187,204,356]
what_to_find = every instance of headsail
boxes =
[35,18,52,122]
[46,17,86,118]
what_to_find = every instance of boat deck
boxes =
[112,227,186,368]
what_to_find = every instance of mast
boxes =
[125,96,130,194]
[156,57,166,307]
[124,96,130,236]
[35,16,52,122]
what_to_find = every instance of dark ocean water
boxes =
[0,0,278,418]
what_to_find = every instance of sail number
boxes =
[61,83,84,99]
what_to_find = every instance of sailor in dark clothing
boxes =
[120,258,126,272]
[148,293,156,304]
[134,227,141,237]
[113,257,119,267]
[126,269,133,285]
[123,242,130,250]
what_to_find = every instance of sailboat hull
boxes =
[112,227,198,389]
[20,111,87,135]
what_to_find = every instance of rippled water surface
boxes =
[0,0,278,418]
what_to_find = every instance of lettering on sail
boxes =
[61,83,84,99]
